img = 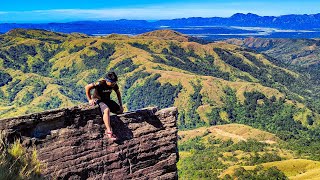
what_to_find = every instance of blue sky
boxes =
[1,0,319,22]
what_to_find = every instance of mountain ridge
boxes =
[1,28,320,179]
[0,29,318,126]
[225,37,320,66]
[2,13,320,37]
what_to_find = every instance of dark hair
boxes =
[105,71,118,82]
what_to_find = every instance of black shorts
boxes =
[95,99,120,115]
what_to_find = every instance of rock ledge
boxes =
[0,105,179,179]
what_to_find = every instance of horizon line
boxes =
[1,12,320,24]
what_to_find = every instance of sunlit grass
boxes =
[0,135,43,180]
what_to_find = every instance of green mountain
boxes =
[225,37,320,88]
[1,28,320,179]
[225,37,320,67]
[178,124,320,179]
[0,29,318,124]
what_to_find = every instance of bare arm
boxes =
[115,89,123,107]
[115,89,124,113]
[85,83,95,105]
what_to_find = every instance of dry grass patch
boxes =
[178,123,279,144]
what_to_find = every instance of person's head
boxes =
[105,71,118,87]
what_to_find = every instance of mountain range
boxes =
[0,28,318,121]
[1,28,320,179]
[157,13,320,29]
[2,13,320,39]
[225,37,320,87]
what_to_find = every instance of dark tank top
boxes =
[92,80,119,101]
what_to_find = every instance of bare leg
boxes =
[103,108,112,133]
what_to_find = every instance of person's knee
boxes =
[103,108,110,115]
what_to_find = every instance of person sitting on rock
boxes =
[85,71,124,140]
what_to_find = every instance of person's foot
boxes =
[105,131,118,141]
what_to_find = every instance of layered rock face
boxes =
[0,105,179,179]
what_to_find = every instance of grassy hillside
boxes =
[178,124,320,179]
[1,29,320,155]
[1,29,320,179]
[0,29,316,118]
[0,28,319,134]
[225,37,320,67]
[221,159,320,180]
[224,37,320,112]
[179,124,280,144]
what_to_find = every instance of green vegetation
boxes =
[123,70,151,97]
[178,150,226,179]
[228,38,320,115]
[0,137,42,179]
[179,136,205,151]
[179,80,204,129]
[4,44,37,72]
[178,132,288,179]
[243,152,282,166]
[0,70,12,86]
[17,92,34,106]
[203,87,320,160]
[214,48,296,88]
[125,74,182,110]
[229,166,288,180]
[1,43,54,76]
[1,29,320,179]
[111,58,139,75]
[80,42,115,76]
[1,29,318,124]
[152,43,230,80]
[178,86,319,179]
[29,58,52,75]
[0,90,4,100]
[68,45,85,53]
[228,139,267,152]
[37,96,62,110]
[214,48,254,75]
[58,62,78,78]
[59,81,87,103]
[7,79,23,102]
[6,78,46,104]
[129,42,152,52]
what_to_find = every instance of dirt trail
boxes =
[213,128,247,141]
[212,127,277,144]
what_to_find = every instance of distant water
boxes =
[161,26,320,40]
[83,26,320,40]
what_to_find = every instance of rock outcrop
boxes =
[0,105,179,179]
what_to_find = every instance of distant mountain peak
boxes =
[7,28,50,35]
[6,28,67,40]
[139,29,184,37]
[230,13,262,20]
[137,29,189,41]
[106,33,130,39]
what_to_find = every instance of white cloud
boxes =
[0,2,273,23]
[24,7,238,20]
[1,2,319,22]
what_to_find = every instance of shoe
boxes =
[105,131,118,141]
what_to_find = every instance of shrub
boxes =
[0,71,12,86]
[0,136,43,179]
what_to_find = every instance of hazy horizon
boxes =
[1,0,320,23]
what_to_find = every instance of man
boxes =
[85,71,124,140]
